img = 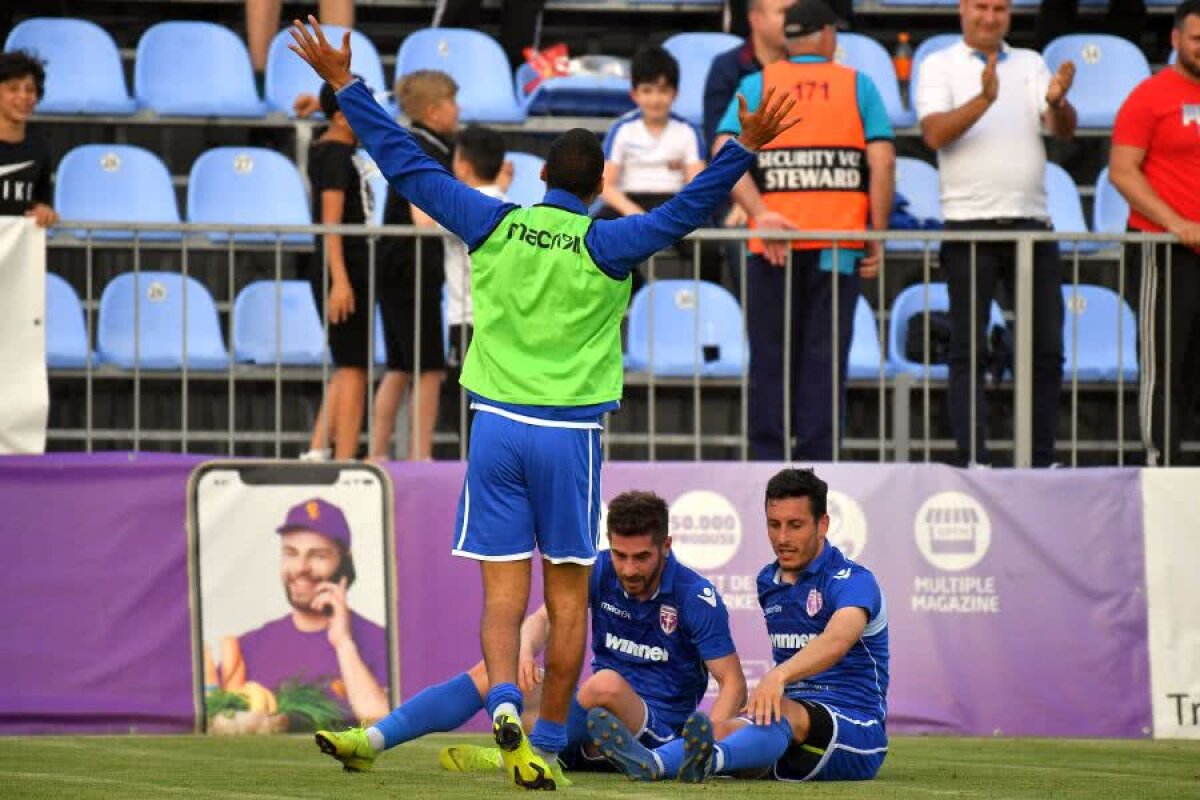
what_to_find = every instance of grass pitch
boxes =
[1,733,1198,799]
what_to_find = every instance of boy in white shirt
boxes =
[598,46,722,288]
[443,125,510,368]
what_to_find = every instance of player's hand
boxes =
[1167,218,1200,250]
[288,15,353,90]
[858,240,882,280]
[744,667,787,725]
[315,576,352,648]
[517,653,543,694]
[723,204,748,228]
[327,278,355,324]
[980,53,999,105]
[735,86,802,152]
[26,203,58,228]
[1046,60,1075,108]
[754,209,798,267]
[293,92,321,118]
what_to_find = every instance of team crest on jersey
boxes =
[806,588,823,617]
[659,604,678,635]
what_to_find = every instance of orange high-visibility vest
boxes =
[749,59,869,254]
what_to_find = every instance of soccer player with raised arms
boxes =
[289,17,797,790]
[592,468,890,783]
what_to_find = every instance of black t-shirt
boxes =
[381,123,454,291]
[307,138,372,266]
[0,136,53,216]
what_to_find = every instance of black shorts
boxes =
[309,253,375,369]
[775,699,835,779]
[378,240,446,372]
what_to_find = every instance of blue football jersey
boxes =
[757,542,889,720]
[590,550,736,715]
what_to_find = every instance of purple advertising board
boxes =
[0,455,1151,737]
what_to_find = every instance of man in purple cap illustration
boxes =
[232,497,390,723]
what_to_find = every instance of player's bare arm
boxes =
[745,606,868,725]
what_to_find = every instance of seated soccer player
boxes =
[590,468,889,783]
[312,490,746,784]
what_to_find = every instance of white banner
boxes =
[0,217,48,454]
[1142,468,1200,739]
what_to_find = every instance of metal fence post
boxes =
[1013,234,1035,468]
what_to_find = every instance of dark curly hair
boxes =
[606,490,670,546]
[0,50,47,100]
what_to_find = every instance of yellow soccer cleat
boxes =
[314,726,376,773]
[439,744,504,772]
[493,714,557,790]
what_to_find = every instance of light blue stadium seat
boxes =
[4,18,137,114]
[265,26,391,116]
[848,295,891,380]
[1062,284,1138,382]
[891,156,941,252]
[233,281,327,365]
[1044,161,1093,252]
[54,145,181,240]
[97,272,229,370]
[45,273,90,369]
[1042,35,1150,128]
[187,147,313,244]
[1092,167,1130,246]
[662,32,743,129]
[135,22,266,117]
[835,33,915,128]
[356,150,389,227]
[887,282,1005,380]
[515,64,634,117]
[505,152,547,207]
[625,280,746,378]
[395,29,525,123]
[910,33,959,96]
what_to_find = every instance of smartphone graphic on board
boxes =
[187,461,398,734]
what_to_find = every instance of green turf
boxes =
[1,734,1198,799]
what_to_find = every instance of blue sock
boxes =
[372,672,483,751]
[564,698,589,752]
[716,718,794,774]
[529,718,567,756]
[652,737,686,778]
[485,682,523,719]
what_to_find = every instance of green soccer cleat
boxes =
[586,708,662,782]
[439,744,504,772]
[676,711,716,783]
[314,726,376,773]
[493,713,557,790]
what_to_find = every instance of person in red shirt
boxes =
[1110,0,1200,466]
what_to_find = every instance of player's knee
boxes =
[577,670,626,709]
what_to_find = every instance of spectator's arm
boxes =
[321,189,351,285]
[920,96,992,151]
[866,140,895,234]
[336,80,512,248]
[599,160,644,216]
[702,51,740,150]
[1110,144,1200,247]
[409,203,438,228]
[1043,99,1077,140]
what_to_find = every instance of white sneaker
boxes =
[299,448,331,462]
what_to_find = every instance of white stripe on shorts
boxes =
[470,403,603,429]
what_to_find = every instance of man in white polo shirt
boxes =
[915,0,1077,467]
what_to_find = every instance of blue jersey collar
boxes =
[541,188,590,215]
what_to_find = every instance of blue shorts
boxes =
[774,702,887,782]
[452,406,603,564]
[638,698,687,747]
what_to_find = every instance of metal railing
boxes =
[44,221,1188,466]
